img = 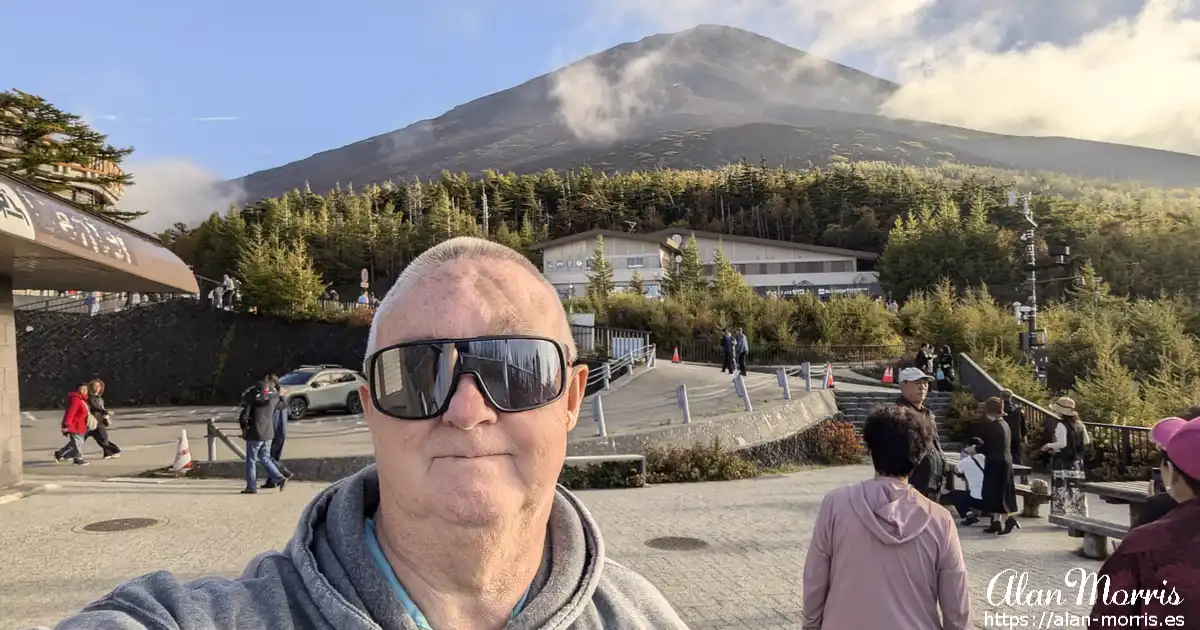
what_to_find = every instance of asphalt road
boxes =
[21,405,367,479]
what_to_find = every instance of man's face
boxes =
[900,379,928,405]
[363,260,588,527]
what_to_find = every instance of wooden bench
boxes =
[564,454,647,478]
[1049,514,1128,560]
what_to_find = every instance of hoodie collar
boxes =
[283,465,605,630]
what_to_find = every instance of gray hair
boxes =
[366,237,577,363]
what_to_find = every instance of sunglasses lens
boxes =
[369,337,565,419]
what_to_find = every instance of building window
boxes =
[701,264,714,275]
[830,260,854,273]
[757,263,768,275]
[627,257,644,269]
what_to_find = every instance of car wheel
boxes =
[346,392,363,415]
[288,397,308,420]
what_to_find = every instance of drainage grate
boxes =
[645,536,709,551]
[81,518,162,533]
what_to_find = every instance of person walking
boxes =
[1000,389,1027,465]
[914,343,934,375]
[802,404,971,630]
[238,377,288,494]
[719,330,734,374]
[264,374,292,484]
[1089,419,1200,625]
[934,345,954,392]
[83,379,121,459]
[1043,396,1091,519]
[894,368,946,501]
[734,327,750,376]
[54,383,91,466]
[974,397,1019,535]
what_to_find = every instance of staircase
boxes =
[834,391,960,453]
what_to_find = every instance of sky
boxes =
[4,0,1200,232]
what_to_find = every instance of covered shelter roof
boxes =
[0,172,198,293]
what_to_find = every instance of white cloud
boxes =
[557,0,1200,155]
[120,159,244,234]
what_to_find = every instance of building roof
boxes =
[649,229,880,260]
[533,226,878,260]
[531,229,681,252]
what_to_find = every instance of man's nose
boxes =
[441,373,499,429]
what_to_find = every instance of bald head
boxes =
[367,237,576,362]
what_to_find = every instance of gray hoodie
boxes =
[49,466,689,629]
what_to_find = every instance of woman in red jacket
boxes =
[54,383,91,466]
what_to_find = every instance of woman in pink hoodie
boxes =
[803,405,972,629]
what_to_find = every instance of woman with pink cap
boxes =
[1089,417,1200,624]
[1139,416,1190,526]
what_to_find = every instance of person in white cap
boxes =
[894,367,946,501]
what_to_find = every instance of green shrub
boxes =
[644,438,760,484]
[557,439,760,490]
[945,391,980,442]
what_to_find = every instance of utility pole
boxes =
[1009,191,1045,386]
[480,186,490,236]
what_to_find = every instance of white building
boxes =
[0,135,125,207]
[533,228,881,299]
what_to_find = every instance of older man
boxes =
[895,367,946,501]
[51,237,687,629]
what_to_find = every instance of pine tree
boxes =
[628,270,645,296]
[0,89,138,221]
[585,235,614,303]
[236,227,326,316]
[676,234,705,293]
[711,246,748,297]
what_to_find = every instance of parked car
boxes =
[276,364,367,419]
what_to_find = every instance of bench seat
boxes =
[1050,514,1128,560]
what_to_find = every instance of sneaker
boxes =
[240,488,258,494]
[960,514,979,526]
[73,460,89,466]
[54,454,66,464]
[104,453,121,459]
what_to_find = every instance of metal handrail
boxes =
[585,343,656,389]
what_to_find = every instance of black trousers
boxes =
[85,425,121,456]
[720,352,734,373]
[737,352,748,375]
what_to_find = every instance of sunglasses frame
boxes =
[364,334,570,420]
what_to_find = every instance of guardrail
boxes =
[663,342,912,368]
[585,359,829,438]
[957,352,1156,481]
[572,324,651,361]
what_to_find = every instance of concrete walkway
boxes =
[2,465,1124,629]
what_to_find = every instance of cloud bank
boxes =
[553,0,1200,154]
[120,159,244,235]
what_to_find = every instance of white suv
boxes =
[277,365,367,419]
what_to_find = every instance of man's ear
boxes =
[563,364,588,432]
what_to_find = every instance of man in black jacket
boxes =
[895,367,946,501]
[238,378,288,494]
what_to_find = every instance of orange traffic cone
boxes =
[882,366,894,384]
[672,347,681,363]
[171,428,193,472]
[825,363,835,389]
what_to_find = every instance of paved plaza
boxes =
[3,464,1123,629]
